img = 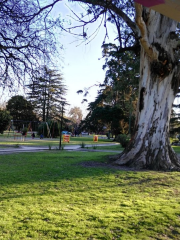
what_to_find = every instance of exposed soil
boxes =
[79,161,148,172]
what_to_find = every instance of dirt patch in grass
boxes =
[79,160,148,172]
[79,154,180,172]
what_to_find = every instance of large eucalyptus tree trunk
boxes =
[115,5,180,170]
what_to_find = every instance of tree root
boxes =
[109,152,180,171]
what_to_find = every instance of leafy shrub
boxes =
[0,109,11,134]
[80,142,86,148]
[22,127,28,136]
[14,144,19,148]
[38,121,59,138]
[116,134,130,148]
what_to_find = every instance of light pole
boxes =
[59,101,65,150]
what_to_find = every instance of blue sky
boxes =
[0,1,116,117]
[51,1,116,116]
[61,29,106,115]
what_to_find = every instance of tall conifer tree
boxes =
[26,66,67,121]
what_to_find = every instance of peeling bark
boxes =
[114,7,180,171]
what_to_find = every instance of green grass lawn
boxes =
[172,146,180,154]
[0,151,180,239]
[88,143,180,154]
[0,135,114,148]
[88,144,124,151]
[1,134,180,157]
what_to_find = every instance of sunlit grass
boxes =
[91,144,180,154]
[0,151,180,239]
[172,146,180,154]
[88,144,123,151]
[0,135,114,147]
[1,135,180,156]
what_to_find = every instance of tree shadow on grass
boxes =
[0,151,120,185]
[0,151,173,190]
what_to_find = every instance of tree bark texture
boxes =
[115,7,180,170]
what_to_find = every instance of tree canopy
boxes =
[80,43,139,136]
[68,107,83,126]
[26,66,67,121]
[0,109,11,134]
[6,95,37,130]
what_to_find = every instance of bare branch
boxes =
[0,1,61,89]
[72,0,138,35]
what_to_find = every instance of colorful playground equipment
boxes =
[63,135,70,143]
[93,135,98,142]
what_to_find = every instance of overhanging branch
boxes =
[72,0,138,35]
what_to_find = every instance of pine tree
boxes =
[26,66,67,121]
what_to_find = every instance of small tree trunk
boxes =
[114,8,180,170]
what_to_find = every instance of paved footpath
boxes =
[0,144,120,154]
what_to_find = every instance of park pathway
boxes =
[0,144,121,155]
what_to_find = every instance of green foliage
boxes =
[92,145,97,149]
[170,109,180,136]
[37,120,60,138]
[0,109,11,134]
[22,127,28,136]
[81,48,139,136]
[14,144,20,148]
[1,151,180,239]
[26,66,67,121]
[80,142,86,148]
[116,134,130,148]
[6,95,37,130]
[82,105,128,135]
